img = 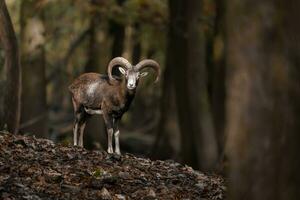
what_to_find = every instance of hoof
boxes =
[107,148,113,154]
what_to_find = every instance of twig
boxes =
[19,113,47,129]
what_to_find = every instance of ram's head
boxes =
[107,57,160,90]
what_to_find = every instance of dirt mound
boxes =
[0,132,225,199]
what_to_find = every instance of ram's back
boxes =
[68,73,106,107]
[69,73,105,92]
[69,73,123,109]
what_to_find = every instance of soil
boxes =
[0,132,225,200]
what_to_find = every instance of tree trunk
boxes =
[169,0,218,170]
[110,0,125,59]
[109,0,125,77]
[226,0,300,199]
[84,10,107,150]
[152,58,178,160]
[0,0,21,134]
[20,0,47,137]
[85,14,101,73]
[131,23,141,65]
[212,0,226,161]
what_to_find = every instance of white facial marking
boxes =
[127,74,136,89]
[87,82,98,96]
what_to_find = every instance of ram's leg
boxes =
[103,113,114,154]
[107,128,114,154]
[113,118,121,155]
[72,97,82,146]
[77,111,90,147]
[73,111,86,146]
[78,121,87,147]
[73,121,79,146]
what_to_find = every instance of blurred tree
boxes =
[226,0,300,199]
[19,0,47,137]
[110,0,125,77]
[110,0,125,58]
[169,0,218,170]
[211,0,226,162]
[85,11,102,72]
[151,53,177,159]
[131,22,141,65]
[0,0,21,134]
[84,4,107,150]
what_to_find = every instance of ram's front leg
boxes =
[113,118,121,155]
[103,112,114,154]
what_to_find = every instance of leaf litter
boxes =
[0,132,225,200]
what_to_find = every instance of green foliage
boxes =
[91,168,105,178]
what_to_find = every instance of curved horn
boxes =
[134,59,161,83]
[107,57,132,81]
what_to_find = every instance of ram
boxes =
[69,57,160,155]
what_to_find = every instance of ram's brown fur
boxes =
[69,57,160,155]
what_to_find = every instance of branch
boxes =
[47,27,91,83]
[19,113,47,129]
[62,27,91,66]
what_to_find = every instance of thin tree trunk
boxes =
[0,0,21,134]
[169,0,218,170]
[84,10,106,150]
[109,0,125,77]
[20,0,47,137]
[131,23,141,65]
[110,0,125,59]
[226,0,300,199]
[212,0,226,161]
[151,59,177,159]
[85,15,101,72]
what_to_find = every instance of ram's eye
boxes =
[139,72,149,78]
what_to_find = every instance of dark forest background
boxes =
[1,0,300,199]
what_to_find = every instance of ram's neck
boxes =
[125,88,136,108]
[120,79,136,108]
[125,89,136,105]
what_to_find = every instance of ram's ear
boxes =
[118,67,126,75]
[139,72,149,78]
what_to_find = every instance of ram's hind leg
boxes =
[78,113,89,147]
[72,97,87,146]
[73,121,79,146]
[103,112,114,154]
[73,111,86,146]
[72,98,80,146]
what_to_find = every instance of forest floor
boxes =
[0,131,225,200]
